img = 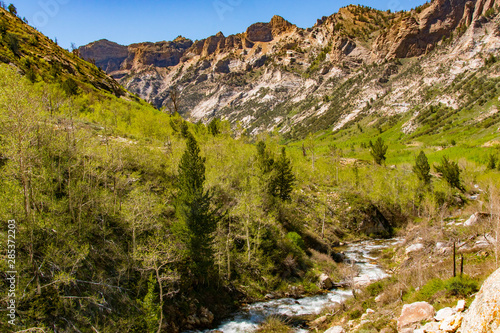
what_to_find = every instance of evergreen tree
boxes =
[487,153,497,170]
[369,137,388,165]
[141,274,161,333]
[8,3,16,15]
[434,156,464,191]
[175,133,217,285]
[268,148,296,201]
[208,118,221,136]
[413,150,431,185]
[256,140,274,174]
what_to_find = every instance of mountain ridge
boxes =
[79,0,500,137]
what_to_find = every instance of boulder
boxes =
[406,243,425,254]
[318,273,333,289]
[464,212,479,226]
[324,326,346,333]
[461,267,500,333]
[435,307,455,321]
[199,306,214,325]
[439,313,463,332]
[397,301,436,331]
[420,321,441,332]
[455,299,466,312]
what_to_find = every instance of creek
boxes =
[191,238,401,333]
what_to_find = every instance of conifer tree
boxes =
[369,137,388,165]
[256,140,274,174]
[487,153,497,170]
[8,3,16,15]
[141,274,161,333]
[434,156,464,191]
[413,150,431,185]
[208,118,221,136]
[268,148,296,201]
[175,133,217,285]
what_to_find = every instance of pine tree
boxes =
[208,118,221,136]
[175,133,217,285]
[413,150,431,185]
[8,3,16,15]
[256,140,274,174]
[487,153,497,170]
[268,148,296,201]
[141,274,161,333]
[434,156,464,191]
[369,137,388,165]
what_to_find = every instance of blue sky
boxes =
[12,0,426,49]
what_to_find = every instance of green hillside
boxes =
[0,3,499,333]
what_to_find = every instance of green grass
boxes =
[403,275,479,304]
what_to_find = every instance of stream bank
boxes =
[187,238,401,333]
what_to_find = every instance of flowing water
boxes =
[190,238,401,333]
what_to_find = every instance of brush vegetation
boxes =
[0,3,500,333]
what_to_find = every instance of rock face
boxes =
[374,0,500,59]
[397,301,436,331]
[79,1,500,135]
[460,267,500,333]
[246,15,295,42]
[78,39,129,73]
[79,37,193,73]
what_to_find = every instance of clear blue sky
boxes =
[12,0,426,49]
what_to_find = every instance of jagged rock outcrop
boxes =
[78,39,129,73]
[79,36,193,73]
[246,15,295,42]
[375,0,500,59]
[78,1,500,135]
[460,267,500,333]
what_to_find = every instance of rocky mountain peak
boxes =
[246,15,295,42]
[79,0,500,136]
[173,35,189,43]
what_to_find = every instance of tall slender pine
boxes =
[413,150,431,185]
[175,133,216,285]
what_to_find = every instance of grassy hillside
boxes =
[0,3,499,333]
[0,5,126,96]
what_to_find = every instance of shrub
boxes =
[61,78,79,96]
[444,276,478,297]
[6,33,19,55]
[0,21,6,35]
[349,308,362,320]
[286,232,305,253]
[367,280,385,297]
